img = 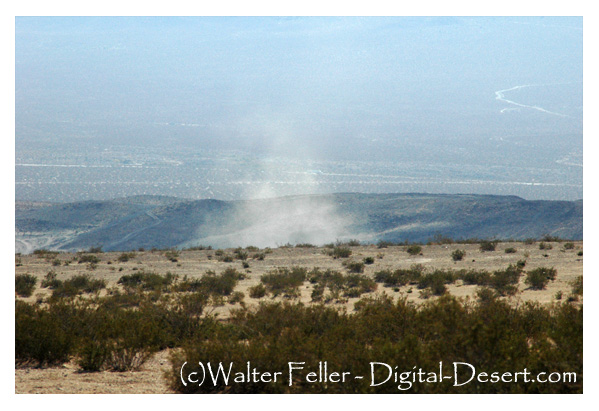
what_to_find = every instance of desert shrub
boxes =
[374,265,424,287]
[234,248,248,260]
[570,276,583,296]
[516,259,527,269]
[78,254,100,264]
[229,291,245,305]
[538,242,552,250]
[479,240,498,252]
[489,264,523,296]
[328,246,352,258]
[525,267,557,290]
[15,274,37,297]
[198,268,244,296]
[363,256,375,264]
[166,296,582,393]
[577,251,583,256]
[33,249,59,259]
[41,270,61,289]
[451,249,465,261]
[52,258,61,266]
[343,274,377,297]
[260,267,307,297]
[460,269,491,286]
[476,287,499,303]
[376,240,394,248]
[15,301,75,366]
[311,284,325,302]
[117,252,136,262]
[555,291,563,300]
[504,247,517,254]
[165,250,179,262]
[248,283,267,299]
[77,339,111,372]
[50,274,106,300]
[117,271,174,291]
[563,242,575,250]
[406,245,422,256]
[295,243,316,248]
[344,260,365,273]
[417,270,456,295]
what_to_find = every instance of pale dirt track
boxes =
[15,241,583,393]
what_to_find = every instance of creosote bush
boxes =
[479,240,498,252]
[168,295,582,393]
[525,267,557,290]
[16,274,37,297]
[451,249,465,261]
[406,245,422,256]
[327,246,352,259]
[260,267,307,298]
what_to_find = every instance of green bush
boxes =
[199,268,244,296]
[329,246,352,258]
[344,260,365,273]
[118,271,174,291]
[261,267,307,297]
[406,245,422,256]
[374,266,424,287]
[167,296,582,393]
[117,252,136,262]
[248,283,267,299]
[15,274,37,297]
[451,249,465,261]
[78,254,100,264]
[489,264,523,296]
[479,240,498,252]
[563,242,575,250]
[504,247,517,254]
[363,256,375,265]
[525,267,557,290]
[570,276,583,296]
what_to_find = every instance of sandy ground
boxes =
[15,240,583,393]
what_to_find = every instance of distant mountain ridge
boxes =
[15,193,582,253]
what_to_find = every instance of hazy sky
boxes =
[15,16,583,200]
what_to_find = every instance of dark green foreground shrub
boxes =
[16,292,215,370]
[15,274,37,297]
[168,295,582,393]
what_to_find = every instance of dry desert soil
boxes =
[15,240,583,394]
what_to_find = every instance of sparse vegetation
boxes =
[14,239,583,393]
[504,247,517,254]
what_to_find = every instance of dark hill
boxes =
[15,193,582,252]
